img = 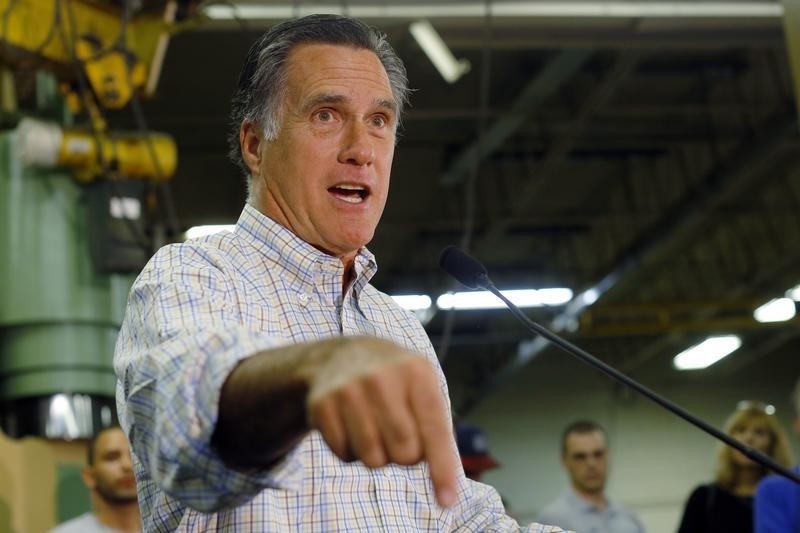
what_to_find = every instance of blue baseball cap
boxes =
[456,422,500,472]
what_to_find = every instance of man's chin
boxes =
[97,487,138,505]
[579,482,605,494]
[105,493,139,505]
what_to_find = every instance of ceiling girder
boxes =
[459,115,799,414]
[439,49,593,186]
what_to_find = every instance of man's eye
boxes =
[316,110,334,122]
[371,115,388,128]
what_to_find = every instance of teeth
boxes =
[338,195,363,204]
[330,187,365,203]
[336,184,365,191]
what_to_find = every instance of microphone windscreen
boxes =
[438,246,488,289]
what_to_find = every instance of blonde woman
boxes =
[677,403,794,533]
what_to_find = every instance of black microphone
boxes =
[439,245,800,485]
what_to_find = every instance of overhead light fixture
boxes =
[673,335,742,371]
[436,288,573,310]
[579,288,600,306]
[409,19,470,84]
[390,294,433,311]
[753,297,796,323]
[184,224,236,240]
[204,2,783,20]
[786,284,800,301]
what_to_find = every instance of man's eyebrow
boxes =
[300,93,398,115]
[375,98,398,114]
[301,93,349,113]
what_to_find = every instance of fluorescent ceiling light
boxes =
[786,284,800,301]
[673,335,742,371]
[409,20,470,83]
[204,2,783,20]
[579,288,600,306]
[753,297,796,323]
[184,224,236,240]
[436,288,573,310]
[391,294,432,311]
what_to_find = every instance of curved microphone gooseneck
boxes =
[439,245,800,484]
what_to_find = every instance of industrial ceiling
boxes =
[107,1,800,413]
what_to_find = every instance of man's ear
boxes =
[81,466,96,491]
[240,121,263,176]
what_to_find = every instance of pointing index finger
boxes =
[408,362,459,508]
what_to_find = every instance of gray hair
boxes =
[228,14,410,182]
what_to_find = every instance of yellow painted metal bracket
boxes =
[0,0,176,107]
[17,118,177,182]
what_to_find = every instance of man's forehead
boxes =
[565,431,607,451]
[285,43,391,89]
[96,428,126,450]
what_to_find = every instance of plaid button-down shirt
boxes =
[114,204,562,532]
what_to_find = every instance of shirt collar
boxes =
[565,487,616,514]
[235,204,378,291]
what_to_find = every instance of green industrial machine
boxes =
[0,0,183,440]
[0,127,136,438]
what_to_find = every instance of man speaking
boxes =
[114,14,561,532]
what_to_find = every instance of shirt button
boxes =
[298,293,309,306]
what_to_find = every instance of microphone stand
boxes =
[475,271,800,484]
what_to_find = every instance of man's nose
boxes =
[338,120,374,166]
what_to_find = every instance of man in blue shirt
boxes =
[754,379,800,533]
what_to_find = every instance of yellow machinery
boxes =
[0,0,184,181]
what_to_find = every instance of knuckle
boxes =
[359,441,386,468]
[406,357,433,381]
[388,438,422,465]
[362,371,390,396]
[335,384,361,406]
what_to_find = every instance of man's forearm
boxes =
[209,335,459,507]
[211,342,325,468]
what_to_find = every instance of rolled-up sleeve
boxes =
[114,243,299,512]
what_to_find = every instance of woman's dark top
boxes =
[677,483,754,533]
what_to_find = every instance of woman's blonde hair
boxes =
[715,403,794,490]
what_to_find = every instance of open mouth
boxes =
[328,184,369,204]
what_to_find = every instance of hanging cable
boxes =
[437,1,494,363]
[55,0,154,251]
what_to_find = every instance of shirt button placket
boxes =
[298,292,310,308]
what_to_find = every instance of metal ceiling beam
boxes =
[613,224,800,376]
[439,49,593,186]
[782,0,800,126]
[203,2,786,21]
[471,51,642,257]
[445,30,783,51]
[375,49,593,272]
[459,113,799,415]
[717,327,800,377]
